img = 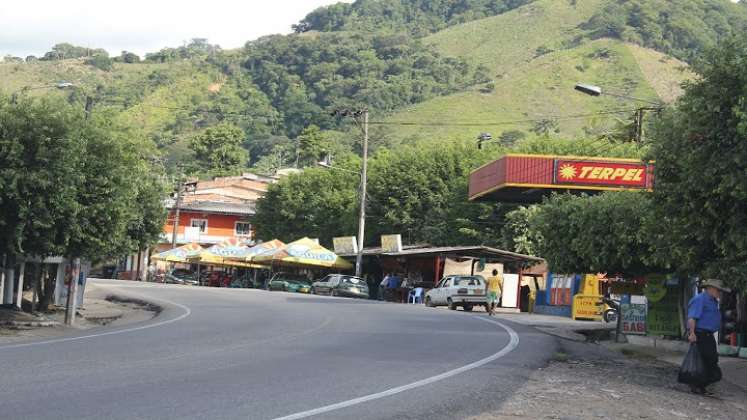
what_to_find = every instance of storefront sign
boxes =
[622,303,647,335]
[647,286,681,336]
[572,294,603,320]
[333,236,358,254]
[554,160,649,188]
[610,281,645,296]
[381,234,403,253]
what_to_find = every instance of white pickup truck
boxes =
[425,275,487,311]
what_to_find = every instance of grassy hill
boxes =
[381,0,694,144]
[0,0,708,169]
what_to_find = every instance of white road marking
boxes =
[0,291,192,350]
[271,315,520,420]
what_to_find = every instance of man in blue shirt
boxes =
[686,279,730,395]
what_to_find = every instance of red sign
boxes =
[554,160,649,188]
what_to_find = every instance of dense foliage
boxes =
[0,96,167,264]
[585,0,747,63]
[41,43,108,60]
[296,0,533,35]
[189,123,249,177]
[649,34,747,288]
[529,192,661,276]
[255,142,509,247]
[242,32,479,136]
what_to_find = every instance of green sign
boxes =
[647,286,681,337]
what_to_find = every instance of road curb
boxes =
[0,320,59,328]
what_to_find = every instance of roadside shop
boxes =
[336,235,543,309]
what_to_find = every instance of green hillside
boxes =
[5,0,744,175]
[382,0,694,144]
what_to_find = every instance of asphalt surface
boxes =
[0,279,559,420]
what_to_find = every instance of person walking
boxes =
[485,269,503,316]
[686,279,730,395]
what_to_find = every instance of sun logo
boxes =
[559,164,577,180]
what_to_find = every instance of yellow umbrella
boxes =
[254,237,353,270]
[151,243,204,263]
[189,238,263,269]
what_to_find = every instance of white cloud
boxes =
[0,0,351,58]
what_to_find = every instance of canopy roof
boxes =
[189,238,262,268]
[253,238,353,270]
[151,243,204,263]
[229,239,287,261]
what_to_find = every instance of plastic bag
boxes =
[678,344,705,385]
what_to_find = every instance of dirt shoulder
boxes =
[468,340,747,420]
[0,283,158,345]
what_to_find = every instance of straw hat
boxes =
[701,279,731,293]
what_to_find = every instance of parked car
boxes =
[164,269,198,286]
[268,273,312,293]
[312,274,369,299]
[425,275,486,311]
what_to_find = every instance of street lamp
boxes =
[574,83,663,143]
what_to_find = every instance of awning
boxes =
[151,243,204,263]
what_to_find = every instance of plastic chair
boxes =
[409,287,424,304]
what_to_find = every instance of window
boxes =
[190,219,208,234]
[235,222,252,237]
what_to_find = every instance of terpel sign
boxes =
[553,160,650,188]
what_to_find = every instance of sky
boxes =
[0,0,351,58]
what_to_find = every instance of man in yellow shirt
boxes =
[485,269,503,316]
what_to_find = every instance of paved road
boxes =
[0,279,559,420]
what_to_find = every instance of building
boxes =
[119,172,286,280]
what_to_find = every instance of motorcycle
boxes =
[602,297,620,323]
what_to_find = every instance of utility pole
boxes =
[171,177,184,249]
[356,110,369,278]
[330,109,369,278]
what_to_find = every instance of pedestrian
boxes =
[485,269,503,316]
[686,279,730,395]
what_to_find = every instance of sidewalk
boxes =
[493,310,614,341]
[603,340,747,392]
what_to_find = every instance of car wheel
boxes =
[447,298,456,311]
[463,304,473,312]
[425,297,434,308]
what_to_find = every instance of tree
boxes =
[297,125,331,167]
[120,51,140,63]
[85,53,113,71]
[254,166,359,244]
[366,142,506,246]
[0,96,166,309]
[501,205,542,255]
[649,35,747,288]
[531,192,661,276]
[189,123,248,177]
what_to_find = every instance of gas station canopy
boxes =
[469,154,655,203]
